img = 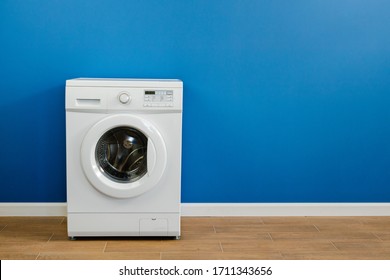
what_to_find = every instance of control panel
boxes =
[144,90,174,107]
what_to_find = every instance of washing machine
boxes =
[65,78,182,238]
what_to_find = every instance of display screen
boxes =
[144,90,173,106]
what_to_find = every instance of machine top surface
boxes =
[66,78,183,88]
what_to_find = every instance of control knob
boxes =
[118,92,131,104]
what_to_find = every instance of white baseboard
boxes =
[1,203,390,216]
[182,203,390,216]
[0,203,67,216]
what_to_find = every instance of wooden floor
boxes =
[0,216,390,260]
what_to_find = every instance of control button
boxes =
[119,92,131,104]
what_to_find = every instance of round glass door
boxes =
[81,114,167,198]
[95,126,148,183]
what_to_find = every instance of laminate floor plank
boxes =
[215,224,319,233]
[0,231,53,242]
[306,217,364,225]
[182,232,272,241]
[40,240,107,253]
[221,240,338,253]
[0,252,40,260]
[37,251,161,260]
[0,241,46,252]
[105,240,222,253]
[315,223,390,233]
[282,251,390,260]
[270,231,380,241]
[261,217,311,225]
[161,251,284,260]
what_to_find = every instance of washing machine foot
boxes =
[69,236,77,241]
[175,236,181,240]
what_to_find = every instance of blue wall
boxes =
[1,0,389,202]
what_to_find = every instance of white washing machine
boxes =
[65,78,182,238]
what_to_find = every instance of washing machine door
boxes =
[80,114,167,198]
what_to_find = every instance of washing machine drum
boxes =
[81,115,167,198]
[96,127,148,183]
